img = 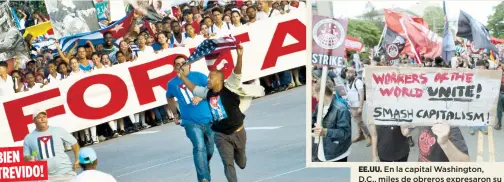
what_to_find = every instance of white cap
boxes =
[32,109,47,120]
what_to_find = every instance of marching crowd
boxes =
[0,0,306,149]
[312,50,504,162]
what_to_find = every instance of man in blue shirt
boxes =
[166,55,214,182]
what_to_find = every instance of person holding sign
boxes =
[178,45,265,182]
[23,109,81,181]
[311,79,351,162]
[369,124,411,162]
[417,121,469,162]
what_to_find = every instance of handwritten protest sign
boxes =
[365,66,502,126]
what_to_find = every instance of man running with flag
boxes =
[178,44,264,182]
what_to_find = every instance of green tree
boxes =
[423,6,444,36]
[487,2,504,38]
[362,1,385,31]
[347,19,381,47]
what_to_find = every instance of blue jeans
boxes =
[280,71,292,86]
[497,93,504,124]
[152,106,166,120]
[184,123,215,182]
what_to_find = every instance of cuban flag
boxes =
[37,136,56,160]
[209,95,228,121]
[58,10,135,52]
[186,36,238,65]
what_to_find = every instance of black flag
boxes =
[381,28,405,65]
[456,10,498,54]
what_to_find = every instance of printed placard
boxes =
[311,15,347,68]
[0,147,48,181]
[365,66,502,126]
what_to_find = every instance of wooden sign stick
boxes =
[476,130,484,162]
[314,66,328,144]
[488,127,495,162]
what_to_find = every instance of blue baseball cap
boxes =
[78,147,97,164]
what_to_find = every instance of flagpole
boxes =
[399,18,421,63]
[375,25,387,56]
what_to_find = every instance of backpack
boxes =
[352,78,366,101]
[341,67,366,101]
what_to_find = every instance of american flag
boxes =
[186,36,238,65]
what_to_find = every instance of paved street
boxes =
[347,118,504,162]
[69,87,351,182]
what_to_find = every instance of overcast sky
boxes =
[330,0,502,25]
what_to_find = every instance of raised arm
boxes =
[178,71,196,92]
[86,40,96,53]
[234,45,243,75]
[55,42,69,64]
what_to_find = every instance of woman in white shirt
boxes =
[199,24,212,39]
[183,24,205,47]
[155,33,171,53]
[92,53,104,70]
[231,9,243,28]
[69,57,84,77]
[47,62,63,85]
[58,62,70,79]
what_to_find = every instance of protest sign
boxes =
[312,15,347,68]
[365,66,502,126]
[0,147,48,181]
[0,10,306,147]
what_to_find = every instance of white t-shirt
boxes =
[137,46,155,59]
[184,35,206,48]
[22,83,43,92]
[71,170,117,182]
[68,70,85,78]
[345,79,364,108]
[47,73,63,85]
[0,75,15,98]
[210,22,233,38]
[256,8,282,21]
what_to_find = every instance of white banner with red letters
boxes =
[0,10,307,147]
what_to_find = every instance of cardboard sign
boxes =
[365,66,502,126]
[0,10,307,147]
[311,15,347,68]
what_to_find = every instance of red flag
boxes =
[144,19,156,37]
[401,19,442,63]
[384,9,428,35]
